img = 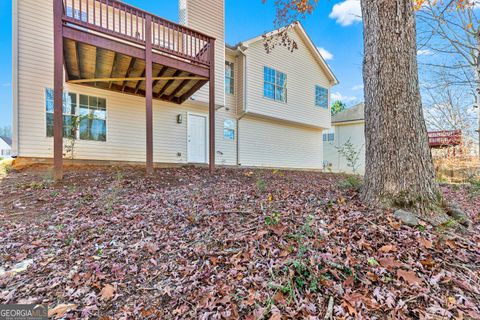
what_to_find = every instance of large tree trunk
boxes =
[360,0,443,214]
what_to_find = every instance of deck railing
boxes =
[428,130,462,148]
[62,0,214,66]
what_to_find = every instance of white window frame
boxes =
[223,118,235,141]
[45,88,108,142]
[263,66,287,103]
[315,85,329,109]
[323,129,335,142]
[225,61,234,95]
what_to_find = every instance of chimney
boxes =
[179,0,225,105]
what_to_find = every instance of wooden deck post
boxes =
[145,15,154,175]
[209,39,216,174]
[53,0,64,180]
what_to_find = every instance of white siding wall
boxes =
[179,0,225,106]
[15,0,236,165]
[236,52,245,115]
[215,51,238,165]
[239,115,323,169]
[15,0,336,170]
[323,122,366,174]
[245,28,332,128]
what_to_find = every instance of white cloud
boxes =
[331,91,358,103]
[352,84,363,91]
[417,49,433,56]
[329,0,362,26]
[317,47,333,60]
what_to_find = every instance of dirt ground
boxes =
[0,166,479,319]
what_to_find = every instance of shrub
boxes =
[336,138,363,174]
[338,174,363,191]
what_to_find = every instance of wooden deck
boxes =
[63,38,208,103]
[52,0,216,178]
[60,0,213,104]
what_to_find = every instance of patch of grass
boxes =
[468,178,480,196]
[289,259,319,293]
[436,219,458,233]
[0,159,13,178]
[268,281,294,297]
[264,212,281,226]
[286,216,315,242]
[416,225,426,232]
[436,175,449,183]
[337,174,363,191]
[18,181,48,190]
[256,177,267,192]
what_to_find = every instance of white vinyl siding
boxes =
[16,0,237,165]
[239,116,323,169]
[323,122,366,174]
[236,53,245,114]
[179,0,225,106]
[15,1,334,170]
[245,27,332,128]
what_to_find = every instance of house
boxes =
[0,136,12,158]
[12,0,337,177]
[323,103,365,174]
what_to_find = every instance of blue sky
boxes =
[0,0,364,128]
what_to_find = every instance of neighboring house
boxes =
[12,0,337,173]
[0,136,12,158]
[323,103,365,174]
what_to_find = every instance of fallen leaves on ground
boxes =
[0,166,479,319]
[100,284,115,301]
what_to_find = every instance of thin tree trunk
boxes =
[360,0,443,215]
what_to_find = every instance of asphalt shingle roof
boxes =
[0,136,12,147]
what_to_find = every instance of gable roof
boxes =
[0,136,12,147]
[332,102,365,124]
[231,22,339,85]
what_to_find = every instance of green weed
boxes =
[264,212,281,226]
[256,177,267,192]
[338,175,363,191]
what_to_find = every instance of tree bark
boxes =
[360,0,442,214]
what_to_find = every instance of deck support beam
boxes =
[145,15,154,175]
[209,39,216,174]
[53,0,64,180]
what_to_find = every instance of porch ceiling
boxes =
[63,38,208,104]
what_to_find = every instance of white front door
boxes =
[187,114,207,163]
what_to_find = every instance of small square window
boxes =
[223,119,235,140]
